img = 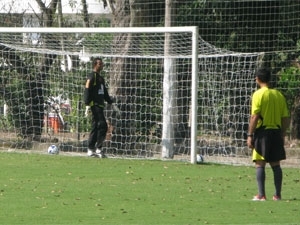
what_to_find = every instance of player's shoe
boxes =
[87,149,94,157]
[87,149,100,157]
[96,149,107,158]
[252,195,266,201]
[272,195,281,201]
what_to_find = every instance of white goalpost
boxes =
[0,26,263,164]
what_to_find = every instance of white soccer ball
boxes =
[196,154,204,164]
[47,145,59,154]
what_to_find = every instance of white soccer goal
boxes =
[0,27,263,164]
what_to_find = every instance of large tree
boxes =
[100,1,168,152]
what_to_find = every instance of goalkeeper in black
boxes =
[84,57,113,158]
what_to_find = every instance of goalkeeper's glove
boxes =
[84,106,91,117]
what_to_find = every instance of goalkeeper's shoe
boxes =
[87,149,94,157]
[252,195,266,201]
[87,149,100,158]
[96,149,107,158]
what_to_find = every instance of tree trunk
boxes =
[81,0,90,27]
[23,0,59,138]
[162,0,176,158]
[106,0,149,151]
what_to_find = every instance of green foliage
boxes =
[277,66,300,138]
[4,73,30,135]
[0,152,300,224]
[277,66,300,108]
[176,0,300,53]
[83,33,113,55]
[0,115,12,131]
[134,59,163,138]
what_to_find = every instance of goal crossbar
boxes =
[0,26,198,34]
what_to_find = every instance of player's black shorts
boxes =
[253,127,286,162]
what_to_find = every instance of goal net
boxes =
[0,27,263,164]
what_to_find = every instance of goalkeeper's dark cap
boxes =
[255,67,271,83]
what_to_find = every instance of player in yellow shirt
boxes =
[247,67,290,201]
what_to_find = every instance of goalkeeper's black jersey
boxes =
[84,72,112,107]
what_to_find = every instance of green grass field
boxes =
[0,152,299,225]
